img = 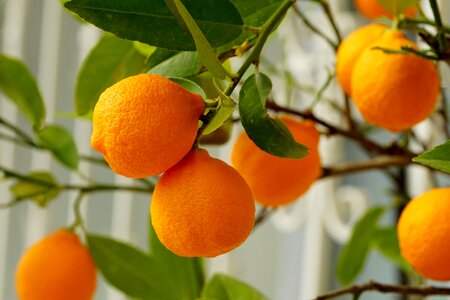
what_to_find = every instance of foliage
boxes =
[1,0,450,299]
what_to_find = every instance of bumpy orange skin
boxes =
[354,0,418,19]
[336,23,387,95]
[231,117,321,207]
[150,149,255,258]
[398,188,450,281]
[16,229,97,300]
[351,30,439,132]
[91,74,205,178]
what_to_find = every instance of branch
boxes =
[265,101,396,155]
[321,155,412,178]
[315,280,450,300]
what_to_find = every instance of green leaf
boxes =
[201,273,269,300]
[0,54,45,129]
[336,207,385,285]
[145,48,179,71]
[149,221,204,299]
[375,0,419,14]
[169,77,206,99]
[164,0,227,79]
[75,34,146,116]
[372,227,411,273]
[64,0,243,51]
[203,89,235,135]
[10,171,60,207]
[239,72,308,158]
[87,234,179,300]
[412,140,450,173]
[149,51,202,78]
[36,125,79,170]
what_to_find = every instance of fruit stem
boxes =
[67,191,86,232]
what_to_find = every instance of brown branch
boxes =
[265,101,402,155]
[321,155,412,178]
[315,280,450,300]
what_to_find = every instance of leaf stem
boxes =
[224,0,296,96]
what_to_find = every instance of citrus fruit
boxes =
[150,149,255,258]
[351,30,439,132]
[336,23,388,95]
[16,229,97,300]
[231,117,321,207]
[91,74,205,178]
[354,0,418,19]
[398,188,450,281]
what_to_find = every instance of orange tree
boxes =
[2,0,450,299]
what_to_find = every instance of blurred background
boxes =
[1,0,450,299]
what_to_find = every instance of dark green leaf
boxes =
[75,34,146,116]
[169,77,206,99]
[372,226,411,273]
[64,0,243,51]
[201,273,269,300]
[0,54,45,129]
[375,0,419,14]
[10,172,60,207]
[87,234,179,300]
[412,140,450,173]
[164,0,227,79]
[239,72,308,158]
[149,51,202,78]
[230,0,284,27]
[149,221,204,299]
[336,207,385,285]
[36,125,79,170]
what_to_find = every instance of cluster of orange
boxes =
[347,0,450,282]
[14,73,322,299]
[14,1,450,299]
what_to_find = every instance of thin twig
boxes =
[0,117,38,147]
[316,0,342,45]
[314,280,450,300]
[292,4,338,50]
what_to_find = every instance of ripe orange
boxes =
[16,229,97,300]
[398,188,450,281]
[351,30,439,132]
[354,0,418,19]
[91,74,205,178]
[150,149,255,258]
[336,23,388,95]
[231,117,321,207]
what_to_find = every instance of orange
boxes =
[351,30,439,132]
[16,229,97,300]
[150,149,255,258]
[336,23,388,95]
[398,188,450,281]
[231,117,321,207]
[91,74,205,178]
[354,0,418,19]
